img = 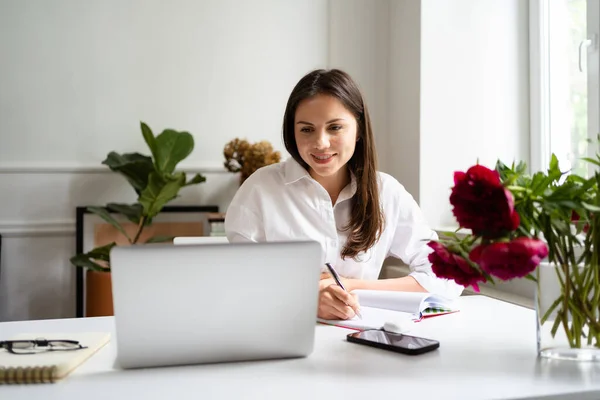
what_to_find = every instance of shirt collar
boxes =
[283,157,358,203]
[337,172,357,204]
[283,157,311,184]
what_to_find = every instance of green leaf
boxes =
[87,206,132,242]
[549,153,560,175]
[581,157,600,168]
[515,161,528,175]
[556,200,580,210]
[102,152,155,195]
[550,218,571,234]
[566,174,588,184]
[138,172,187,219]
[530,171,549,192]
[145,235,174,243]
[154,130,194,174]
[141,122,159,163]
[106,203,143,224]
[69,254,109,272]
[86,242,117,262]
[505,185,530,192]
[185,173,207,186]
[582,202,600,212]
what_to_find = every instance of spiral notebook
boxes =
[0,332,110,384]
[317,290,458,331]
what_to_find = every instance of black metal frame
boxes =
[0,234,2,286]
[74,205,219,317]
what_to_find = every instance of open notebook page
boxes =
[317,307,415,331]
[352,290,456,315]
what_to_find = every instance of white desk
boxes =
[2,295,600,400]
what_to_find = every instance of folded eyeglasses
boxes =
[0,338,87,355]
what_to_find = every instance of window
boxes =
[530,0,600,176]
[489,0,600,304]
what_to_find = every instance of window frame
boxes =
[587,0,600,175]
[529,0,552,174]
[530,0,600,175]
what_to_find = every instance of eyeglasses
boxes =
[0,339,88,355]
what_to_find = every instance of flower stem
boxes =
[591,214,600,348]
[562,262,576,347]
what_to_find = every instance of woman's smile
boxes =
[311,153,336,164]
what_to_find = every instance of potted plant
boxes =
[429,152,600,361]
[69,122,206,317]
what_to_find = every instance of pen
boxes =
[325,263,362,320]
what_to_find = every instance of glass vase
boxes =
[536,262,600,361]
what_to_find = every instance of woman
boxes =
[225,69,463,320]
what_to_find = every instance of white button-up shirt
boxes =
[224,158,464,299]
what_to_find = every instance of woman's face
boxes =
[294,94,358,184]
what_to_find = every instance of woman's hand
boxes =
[317,280,361,320]
[319,272,357,292]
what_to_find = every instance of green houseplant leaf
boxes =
[87,206,132,243]
[86,242,117,261]
[138,171,187,219]
[69,255,107,272]
[186,173,207,186]
[102,152,154,195]
[154,129,194,174]
[69,242,116,272]
[141,121,159,163]
[145,235,174,243]
[106,203,143,224]
[73,122,206,273]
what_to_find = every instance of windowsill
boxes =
[462,284,534,309]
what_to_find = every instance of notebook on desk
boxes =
[0,332,110,384]
[317,290,458,331]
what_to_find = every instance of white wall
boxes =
[388,0,422,201]
[0,0,328,321]
[0,0,328,168]
[419,0,530,229]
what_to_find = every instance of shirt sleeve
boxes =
[224,174,266,243]
[387,185,464,299]
[224,203,265,243]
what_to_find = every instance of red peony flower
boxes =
[469,237,549,281]
[450,165,520,238]
[427,241,487,292]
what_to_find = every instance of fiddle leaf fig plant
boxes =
[69,122,206,272]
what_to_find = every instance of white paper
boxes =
[317,307,415,331]
[351,290,456,314]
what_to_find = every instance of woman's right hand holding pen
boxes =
[318,275,361,320]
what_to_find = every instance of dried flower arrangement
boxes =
[223,138,281,183]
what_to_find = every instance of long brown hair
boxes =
[282,69,384,260]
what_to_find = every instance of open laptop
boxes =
[110,240,321,369]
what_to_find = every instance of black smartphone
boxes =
[347,329,440,355]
